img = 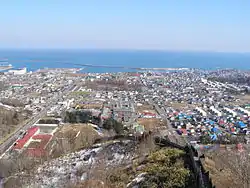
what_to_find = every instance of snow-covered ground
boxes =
[0,102,14,110]
[23,140,137,188]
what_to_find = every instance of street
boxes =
[0,83,77,158]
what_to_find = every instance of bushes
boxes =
[63,110,124,134]
[103,118,124,134]
[141,148,190,188]
[38,119,59,124]
[108,148,190,188]
[64,110,92,123]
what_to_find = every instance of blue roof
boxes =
[210,134,217,140]
[209,120,215,125]
[211,127,220,133]
[237,121,247,128]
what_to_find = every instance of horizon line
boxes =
[0,47,250,54]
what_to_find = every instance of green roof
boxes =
[133,123,145,133]
[11,85,23,88]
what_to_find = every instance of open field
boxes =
[75,103,103,109]
[50,124,102,157]
[165,101,195,110]
[137,118,165,131]
[235,94,250,105]
[136,104,155,114]
[70,91,91,96]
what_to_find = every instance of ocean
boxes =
[0,49,250,73]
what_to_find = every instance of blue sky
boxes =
[0,1,250,52]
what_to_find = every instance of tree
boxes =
[64,110,92,123]
[200,134,212,144]
[102,118,113,130]
[38,119,59,124]
[103,118,124,134]
[214,151,250,188]
[141,148,190,188]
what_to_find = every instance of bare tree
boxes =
[210,150,250,188]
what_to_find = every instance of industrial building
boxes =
[8,67,27,75]
[12,120,58,157]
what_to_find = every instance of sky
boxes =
[0,0,250,52]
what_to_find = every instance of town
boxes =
[0,67,250,188]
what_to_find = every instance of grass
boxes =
[70,91,91,96]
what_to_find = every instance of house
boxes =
[142,112,156,118]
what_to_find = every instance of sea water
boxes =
[0,49,250,73]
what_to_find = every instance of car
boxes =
[18,130,25,136]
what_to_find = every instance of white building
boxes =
[8,67,27,75]
[195,107,207,117]
[238,107,250,116]
[224,107,237,117]
[210,106,222,116]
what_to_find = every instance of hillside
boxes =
[0,107,30,140]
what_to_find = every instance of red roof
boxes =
[28,134,52,149]
[32,134,52,140]
[25,134,52,157]
[181,128,187,135]
[174,112,179,115]
[26,148,48,158]
[219,120,224,125]
[143,112,156,116]
[13,127,39,149]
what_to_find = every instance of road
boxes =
[139,77,188,146]
[0,83,77,157]
[149,98,187,146]
[0,110,47,157]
